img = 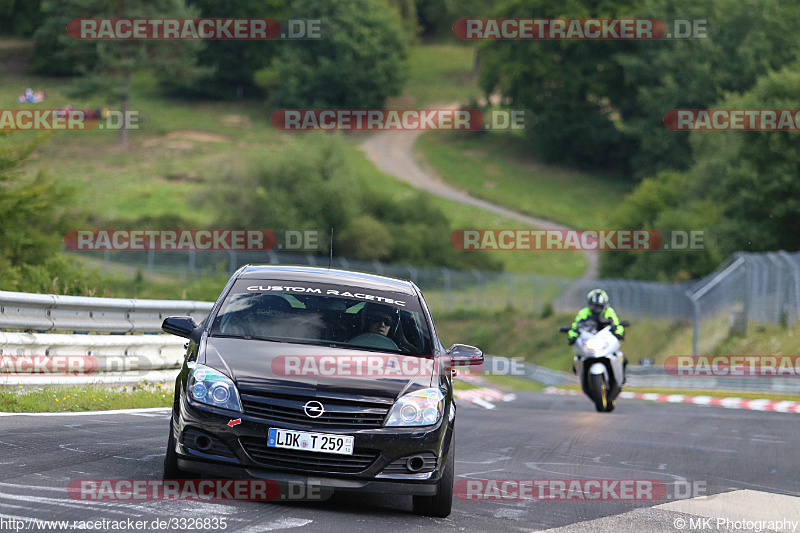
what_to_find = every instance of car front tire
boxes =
[163,418,194,479]
[412,442,454,518]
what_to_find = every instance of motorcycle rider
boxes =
[568,289,628,382]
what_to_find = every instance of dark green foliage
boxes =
[690,66,800,255]
[0,133,96,294]
[414,0,485,39]
[0,0,43,36]
[479,0,639,171]
[599,171,722,281]
[618,0,800,178]
[603,62,800,280]
[181,0,290,99]
[268,0,409,109]
[32,0,207,144]
[212,133,501,270]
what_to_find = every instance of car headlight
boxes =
[385,388,444,427]
[187,363,242,412]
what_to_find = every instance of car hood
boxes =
[201,337,438,401]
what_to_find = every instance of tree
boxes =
[0,132,95,293]
[689,65,800,255]
[182,0,290,99]
[0,0,43,36]
[617,0,800,178]
[599,170,722,281]
[414,0,485,39]
[478,0,639,170]
[268,0,409,109]
[33,0,207,145]
[603,61,800,280]
[212,133,502,270]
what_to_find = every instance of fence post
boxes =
[442,268,451,311]
[779,251,800,325]
[472,270,484,307]
[688,290,700,357]
[228,250,238,275]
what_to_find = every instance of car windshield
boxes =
[209,279,433,355]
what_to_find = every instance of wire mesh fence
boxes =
[71,248,800,355]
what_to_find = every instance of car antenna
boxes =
[328,227,334,269]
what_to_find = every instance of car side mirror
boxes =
[162,316,203,344]
[446,344,484,375]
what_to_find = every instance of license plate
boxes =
[267,428,354,455]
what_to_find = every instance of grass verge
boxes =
[416,132,631,230]
[0,382,173,412]
[434,308,691,373]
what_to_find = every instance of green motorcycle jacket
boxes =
[568,307,624,340]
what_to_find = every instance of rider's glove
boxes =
[613,331,624,340]
[568,337,577,345]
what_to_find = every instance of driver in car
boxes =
[366,305,398,336]
[349,303,416,353]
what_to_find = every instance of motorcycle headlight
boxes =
[385,388,444,427]
[187,363,242,412]
[584,337,608,354]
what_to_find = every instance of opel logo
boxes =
[303,400,324,418]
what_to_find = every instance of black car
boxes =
[161,265,483,517]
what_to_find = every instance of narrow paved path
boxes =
[359,109,599,280]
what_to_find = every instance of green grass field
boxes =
[0,382,173,412]
[390,44,480,108]
[417,132,630,229]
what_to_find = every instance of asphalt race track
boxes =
[1,393,798,533]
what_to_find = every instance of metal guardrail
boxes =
[483,355,577,386]
[0,290,213,333]
[626,365,800,394]
[0,332,186,370]
[487,356,800,394]
[1,289,797,394]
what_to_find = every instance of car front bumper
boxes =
[170,394,454,496]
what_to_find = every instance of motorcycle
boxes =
[559,318,629,412]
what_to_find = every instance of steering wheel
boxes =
[348,333,399,351]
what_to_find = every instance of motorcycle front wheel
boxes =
[590,373,607,412]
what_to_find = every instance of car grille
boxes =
[239,391,391,429]
[240,436,379,473]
